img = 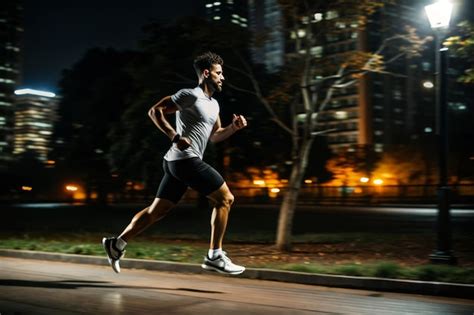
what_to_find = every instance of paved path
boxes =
[1,257,473,314]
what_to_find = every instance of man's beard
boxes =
[209,79,222,92]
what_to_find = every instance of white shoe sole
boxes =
[102,238,121,273]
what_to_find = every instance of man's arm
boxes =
[148,96,191,150]
[148,96,178,140]
[210,114,247,143]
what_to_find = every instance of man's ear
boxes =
[203,69,210,78]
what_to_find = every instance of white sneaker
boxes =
[102,237,125,273]
[201,252,245,275]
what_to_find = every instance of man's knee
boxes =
[216,193,234,209]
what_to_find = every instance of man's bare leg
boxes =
[103,197,174,273]
[207,183,234,250]
[118,197,175,242]
[202,183,245,275]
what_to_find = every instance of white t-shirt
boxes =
[164,86,220,161]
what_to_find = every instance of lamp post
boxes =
[424,0,456,264]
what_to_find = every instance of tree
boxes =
[444,21,474,84]
[53,48,138,204]
[372,145,429,185]
[228,0,431,250]
[443,21,474,183]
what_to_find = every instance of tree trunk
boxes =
[276,138,314,251]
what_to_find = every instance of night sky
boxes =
[20,1,473,93]
[21,0,199,93]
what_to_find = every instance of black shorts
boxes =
[156,157,225,203]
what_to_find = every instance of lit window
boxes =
[310,46,323,58]
[213,16,221,20]
[326,10,339,20]
[334,111,348,119]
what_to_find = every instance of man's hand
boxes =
[176,137,191,151]
[232,114,247,131]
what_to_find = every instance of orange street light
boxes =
[253,180,265,186]
[373,179,384,186]
[66,185,78,192]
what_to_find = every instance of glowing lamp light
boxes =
[66,185,78,192]
[360,177,370,183]
[304,179,313,184]
[373,179,384,186]
[424,0,453,29]
[21,186,33,191]
[14,88,56,98]
[253,180,265,186]
[270,188,280,193]
[423,81,434,89]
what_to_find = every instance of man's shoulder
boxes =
[175,87,198,96]
[172,87,199,108]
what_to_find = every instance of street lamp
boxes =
[424,0,456,264]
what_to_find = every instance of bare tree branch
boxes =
[229,51,295,136]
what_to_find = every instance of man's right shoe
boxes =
[201,252,245,275]
[102,237,125,273]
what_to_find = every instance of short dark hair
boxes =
[193,52,224,75]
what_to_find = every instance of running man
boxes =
[102,52,247,275]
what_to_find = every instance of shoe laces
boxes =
[220,252,232,265]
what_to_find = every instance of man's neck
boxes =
[199,82,214,99]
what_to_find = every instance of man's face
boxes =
[205,64,224,92]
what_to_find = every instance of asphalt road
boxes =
[1,257,473,315]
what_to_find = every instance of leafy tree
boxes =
[372,145,429,185]
[443,21,474,184]
[230,0,431,250]
[53,48,138,203]
[445,21,474,84]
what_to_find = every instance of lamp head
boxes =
[425,0,453,29]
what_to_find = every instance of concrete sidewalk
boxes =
[1,249,473,299]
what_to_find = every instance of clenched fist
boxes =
[232,114,247,131]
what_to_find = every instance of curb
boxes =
[1,249,473,299]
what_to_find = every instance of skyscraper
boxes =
[203,0,249,28]
[248,0,285,72]
[0,0,23,165]
[13,88,58,162]
[287,1,441,153]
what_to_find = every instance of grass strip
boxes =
[1,237,473,284]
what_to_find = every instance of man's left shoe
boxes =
[102,237,125,273]
[201,252,245,275]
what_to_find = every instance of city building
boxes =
[13,88,58,162]
[288,1,445,153]
[0,0,23,165]
[203,0,249,28]
[248,0,285,72]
